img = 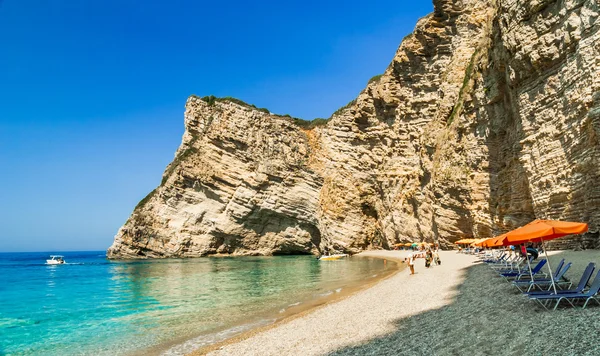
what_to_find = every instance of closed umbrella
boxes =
[504,220,589,293]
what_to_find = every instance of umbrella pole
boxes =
[524,245,533,280]
[541,239,557,294]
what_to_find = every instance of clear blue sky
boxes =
[0,0,433,252]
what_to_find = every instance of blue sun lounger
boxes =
[528,263,600,310]
[513,261,571,292]
[483,253,506,264]
[525,263,595,297]
[500,259,546,281]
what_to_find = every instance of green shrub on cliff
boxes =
[197,95,270,113]
[193,94,331,129]
[447,49,479,126]
[332,99,357,117]
[135,189,157,210]
[201,95,217,106]
[368,74,383,84]
[292,117,329,129]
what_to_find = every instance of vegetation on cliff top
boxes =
[190,94,331,129]
[189,94,358,129]
[196,95,270,114]
[368,74,383,84]
[291,117,330,129]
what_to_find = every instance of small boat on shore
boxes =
[46,255,66,265]
[318,254,349,261]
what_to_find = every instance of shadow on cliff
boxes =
[325,252,598,356]
[482,0,600,244]
[482,15,536,233]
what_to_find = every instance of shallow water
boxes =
[0,251,395,355]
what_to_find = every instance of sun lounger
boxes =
[528,266,600,310]
[513,261,571,292]
[484,253,507,264]
[491,255,524,271]
[511,259,564,282]
[494,259,527,275]
[500,259,546,281]
[487,253,513,264]
[526,262,595,297]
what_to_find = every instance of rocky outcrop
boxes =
[108,0,600,258]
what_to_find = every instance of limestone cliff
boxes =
[108,0,600,258]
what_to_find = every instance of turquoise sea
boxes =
[0,251,396,355]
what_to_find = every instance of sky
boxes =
[0,0,433,252]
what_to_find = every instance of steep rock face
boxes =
[108,0,600,258]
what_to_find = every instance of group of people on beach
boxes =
[405,245,441,275]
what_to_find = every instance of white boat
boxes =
[46,255,66,265]
[318,254,348,261]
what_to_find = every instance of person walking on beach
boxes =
[433,250,441,265]
[425,250,432,268]
[407,253,415,275]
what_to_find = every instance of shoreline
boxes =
[147,252,403,356]
[196,250,473,356]
[185,251,405,356]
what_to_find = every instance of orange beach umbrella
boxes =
[504,220,588,245]
[473,238,491,247]
[505,220,588,293]
[455,239,475,245]
[481,237,493,248]
[485,234,508,248]
[480,238,492,246]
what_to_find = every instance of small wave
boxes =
[316,291,333,298]
[0,317,33,328]
[335,288,342,293]
[279,308,286,313]
[288,302,301,307]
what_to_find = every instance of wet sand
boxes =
[190,249,600,356]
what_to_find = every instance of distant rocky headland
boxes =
[107,0,599,258]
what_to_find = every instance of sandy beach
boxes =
[189,249,600,356]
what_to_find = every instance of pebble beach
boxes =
[190,249,600,356]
